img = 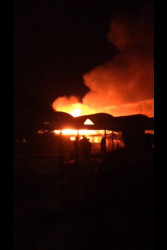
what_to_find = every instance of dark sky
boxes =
[13,0,154,114]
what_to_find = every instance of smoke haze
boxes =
[53,4,154,117]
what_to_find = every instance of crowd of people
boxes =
[72,136,92,161]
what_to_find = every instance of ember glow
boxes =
[53,129,109,142]
[53,129,104,136]
[53,129,123,145]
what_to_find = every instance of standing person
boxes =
[80,136,92,160]
[100,137,106,156]
[58,134,65,165]
[73,136,79,162]
[86,138,92,160]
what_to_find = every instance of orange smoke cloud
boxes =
[52,96,96,116]
[52,4,154,117]
[101,99,154,117]
[83,4,154,107]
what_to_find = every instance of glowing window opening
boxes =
[84,119,94,125]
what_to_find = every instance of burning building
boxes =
[34,111,154,159]
[14,4,154,158]
[52,112,124,154]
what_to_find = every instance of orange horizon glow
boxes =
[52,98,154,118]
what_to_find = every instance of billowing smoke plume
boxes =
[53,4,154,117]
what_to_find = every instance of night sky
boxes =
[13,0,154,117]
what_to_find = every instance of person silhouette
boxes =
[80,136,92,160]
[73,136,79,162]
[58,134,65,165]
[100,137,106,156]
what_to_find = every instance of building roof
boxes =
[51,112,154,131]
[115,114,154,130]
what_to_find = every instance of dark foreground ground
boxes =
[13,149,154,250]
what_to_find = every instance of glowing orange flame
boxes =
[52,96,96,117]
[53,129,104,136]
[84,119,94,125]
[53,129,112,142]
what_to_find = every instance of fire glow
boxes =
[53,129,109,143]
[71,108,82,117]
[53,128,123,146]
[53,129,104,136]
[52,98,154,118]
[52,96,96,117]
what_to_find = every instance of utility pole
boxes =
[104,130,107,153]
[111,130,114,151]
